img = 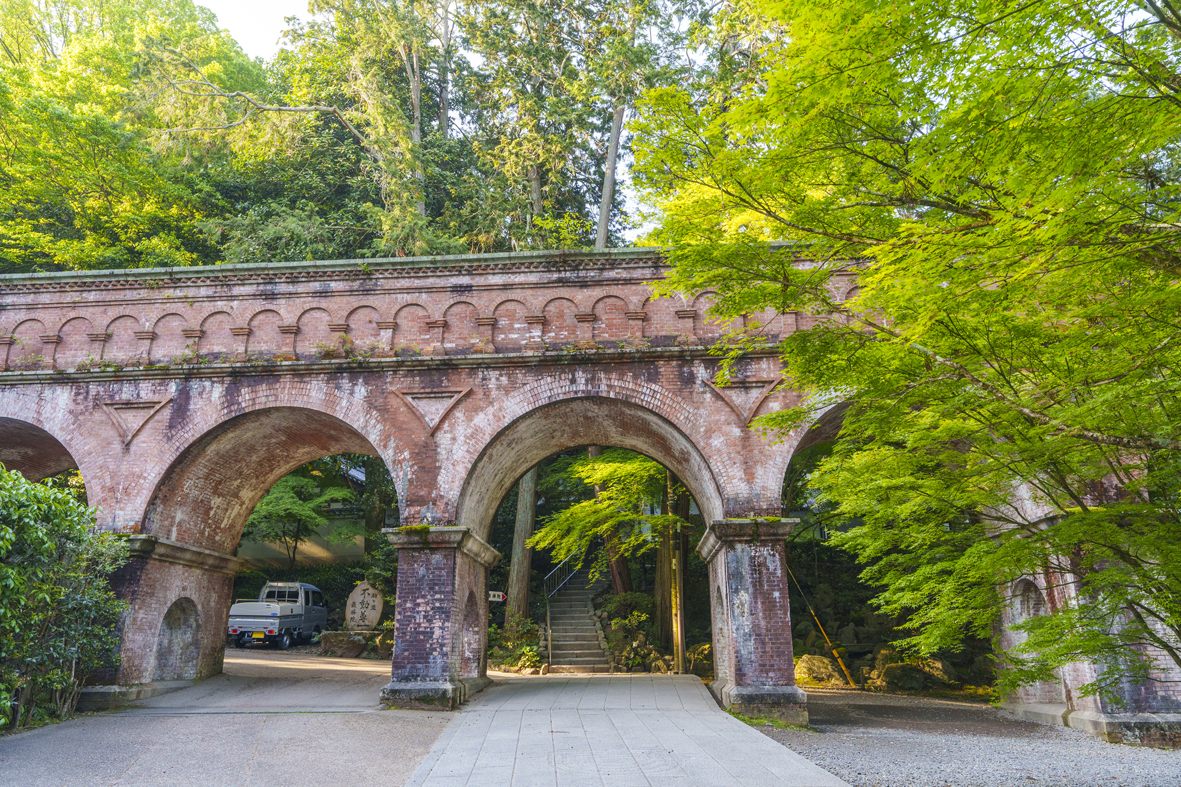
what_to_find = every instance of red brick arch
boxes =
[0,393,105,493]
[453,396,726,540]
[134,381,426,553]
[768,398,851,502]
[438,372,728,535]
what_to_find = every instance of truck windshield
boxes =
[263,589,300,603]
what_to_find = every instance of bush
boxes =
[0,466,128,730]
[686,642,712,677]
[488,612,542,671]
[597,592,654,622]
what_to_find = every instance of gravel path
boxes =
[758,688,1181,786]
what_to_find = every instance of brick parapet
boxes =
[0,248,857,374]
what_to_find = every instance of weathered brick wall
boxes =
[390,547,458,681]
[1000,572,1181,715]
[112,558,232,685]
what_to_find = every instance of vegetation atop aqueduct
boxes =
[1,0,1179,701]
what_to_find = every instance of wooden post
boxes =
[670,480,692,673]
[671,525,686,673]
[506,466,539,619]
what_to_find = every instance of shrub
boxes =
[598,592,653,621]
[0,466,128,730]
[488,612,541,671]
[686,642,712,677]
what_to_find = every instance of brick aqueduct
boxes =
[1,247,1175,742]
[0,248,834,717]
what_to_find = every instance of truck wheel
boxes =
[232,635,246,649]
[275,631,292,650]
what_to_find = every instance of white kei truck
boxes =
[226,582,328,649]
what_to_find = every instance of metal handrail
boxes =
[543,555,578,598]
[542,556,580,667]
[545,602,552,666]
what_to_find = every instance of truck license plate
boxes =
[251,632,264,639]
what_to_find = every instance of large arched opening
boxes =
[0,416,84,483]
[456,396,724,538]
[120,406,398,690]
[780,401,996,695]
[453,396,723,681]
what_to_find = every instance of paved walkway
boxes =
[408,674,846,786]
[0,651,449,786]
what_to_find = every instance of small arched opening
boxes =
[154,598,201,682]
[1007,579,1066,705]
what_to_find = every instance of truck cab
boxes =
[226,582,328,649]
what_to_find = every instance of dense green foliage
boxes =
[635,0,1181,697]
[237,453,399,610]
[487,611,542,671]
[527,448,688,572]
[0,0,703,271]
[0,465,127,730]
[243,470,355,570]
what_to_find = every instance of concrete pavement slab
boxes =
[408,673,847,787]
[0,650,449,786]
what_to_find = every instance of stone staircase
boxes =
[547,574,612,674]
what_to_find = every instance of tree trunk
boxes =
[595,104,625,250]
[671,526,687,673]
[507,466,539,619]
[529,164,544,221]
[654,526,673,648]
[654,473,673,648]
[670,481,692,672]
[403,44,427,217]
[436,1,452,135]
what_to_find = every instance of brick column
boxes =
[625,310,647,339]
[475,316,497,352]
[697,518,807,723]
[40,333,62,367]
[377,320,397,350]
[524,314,546,351]
[382,526,500,710]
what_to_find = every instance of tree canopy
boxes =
[0,0,703,272]
[527,448,688,571]
[243,469,356,569]
[634,0,1181,697]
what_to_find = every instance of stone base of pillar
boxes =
[380,676,493,710]
[78,680,196,710]
[711,682,809,725]
[1004,701,1181,748]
